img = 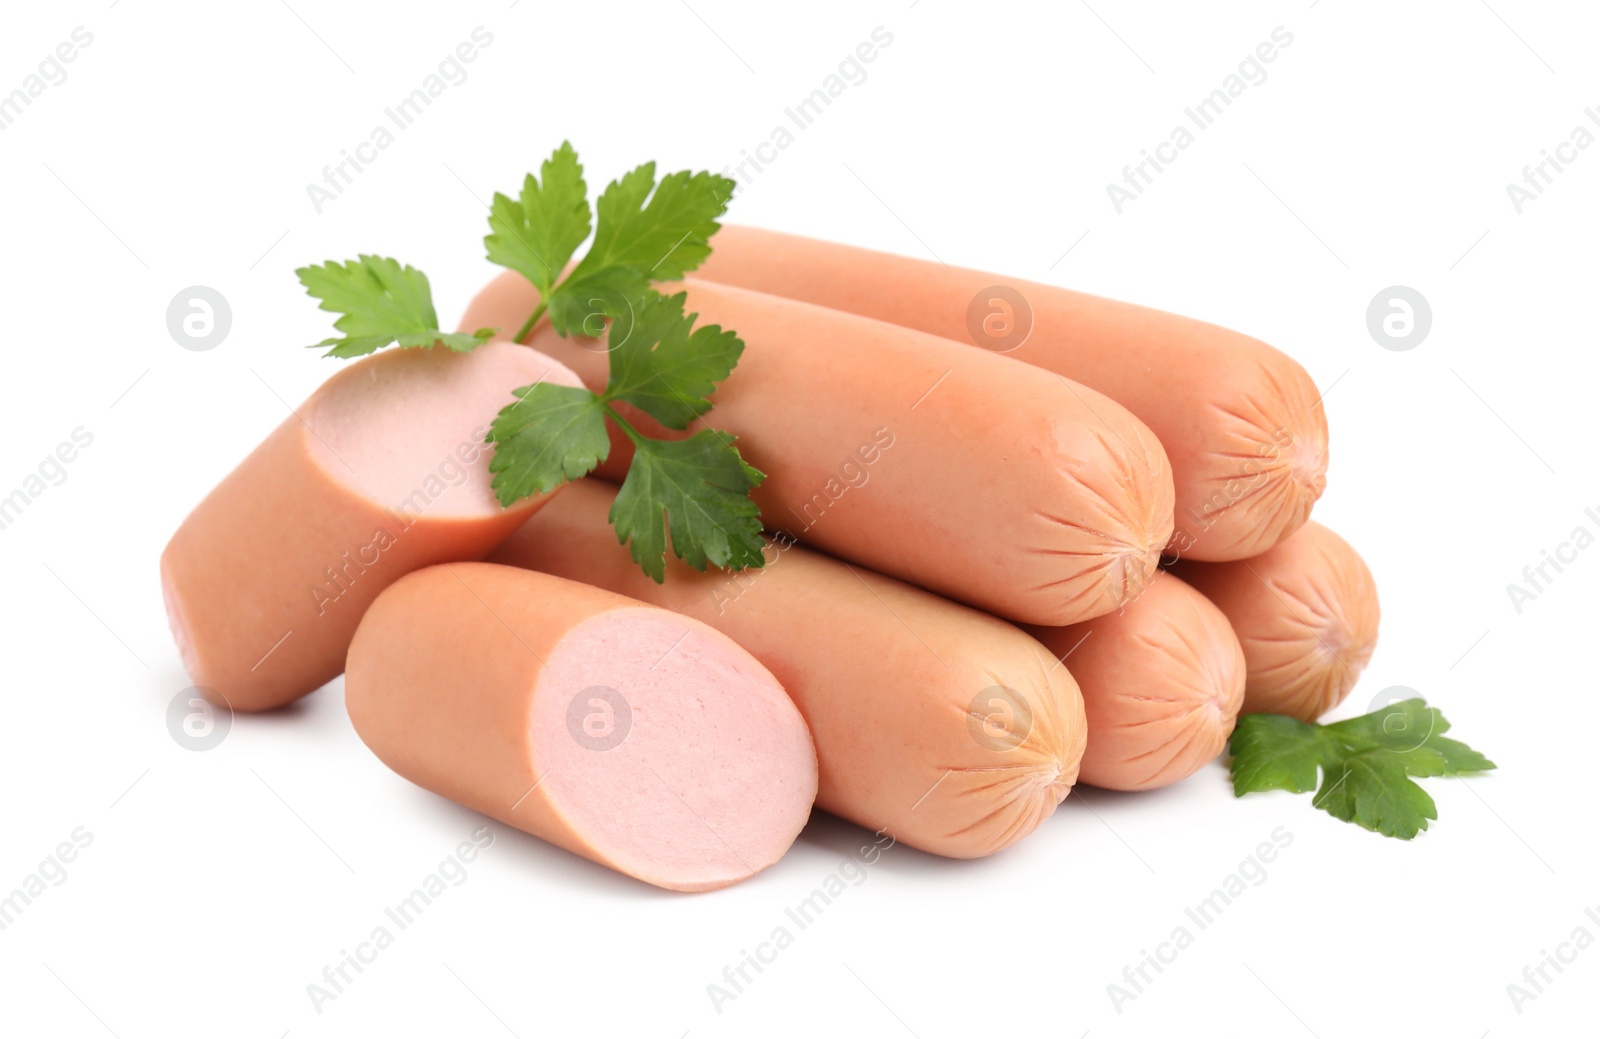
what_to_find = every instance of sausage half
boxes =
[1026,574,1245,791]
[160,343,580,712]
[487,479,1088,859]
[459,273,1175,627]
[1172,521,1379,722]
[345,563,817,891]
[692,225,1328,561]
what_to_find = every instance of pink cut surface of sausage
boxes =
[459,272,1176,627]
[345,562,817,892]
[487,479,1088,859]
[160,343,580,712]
[692,225,1328,561]
[1173,521,1379,722]
[1027,574,1245,791]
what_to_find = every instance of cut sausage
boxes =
[1026,574,1245,791]
[459,273,1175,626]
[160,343,580,712]
[692,225,1328,561]
[345,562,817,892]
[487,479,1088,859]
[1172,521,1379,722]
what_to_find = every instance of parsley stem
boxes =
[603,403,646,445]
[514,300,548,343]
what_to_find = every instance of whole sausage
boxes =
[345,562,817,892]
[1026,574,1245,791]
[1172,521,1379,722]
[459,273,1176,626]
[488,478,1088,859]
[693,225,1328,561]
[160,342,579,711]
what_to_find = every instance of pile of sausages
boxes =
[161,227,1378,891]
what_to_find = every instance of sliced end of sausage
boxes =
[531,606,817,890]
[161,342,580,712]
[303,341,573,517]
[346,563,817,892]
[1028,574,1245,791]
[1173,521,1379,722]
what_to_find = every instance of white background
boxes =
[2,1,1596,1036]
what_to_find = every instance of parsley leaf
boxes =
[1229,697,1495,840]
[609,429,766,582]
[1426,736,1497,774]
[484,141,592,300]
[485,383,610,501]
[544,264,650,342]
[1227,714,1337,795]
[605,290,743,429]
[540,163,735,336]
[1313,752,1438,840]
[297,255,493,358]
[574,164,733,280]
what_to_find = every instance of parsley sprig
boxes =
[296,256,494,358]
[1229,698,1495,839]
[486,289,765,582]
[293,143,761,583]
[486,141,733,341]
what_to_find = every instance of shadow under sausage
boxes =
[387,785,676,901]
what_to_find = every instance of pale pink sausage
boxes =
[488,479,1088,859]
[345,563,816,891]
[693,225,1329,561]
[160,343,580,712]
[1026,574,1245,791]
[459,272,1176,627]
[1172,521,1380,722]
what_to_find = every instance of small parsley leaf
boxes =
[1228,714,1338,795]
[605,291,744,430]
[484,141,592,300]
[544,264,651,341]
[1229,697,1494,840]
[609,430,765,583]
[296,255,491,358]
[540,164,735,336]
[1314,752,1438,840]
[486,383,610,502]
[576,164,733,280]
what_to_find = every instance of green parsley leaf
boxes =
[1324,698,1445,751]
[1426,736,1497,774]
[576,164,733,279]
[296,255,492,358]
[544,264,651,341]
[485,383,610,503]
[608,429,765,583]
[605,291,744,430]
[1228,714,1338,795]
[1229,697,1495,840]
[542,163,735,335]
[1314,752,1438,840]
[484,141,592,299]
